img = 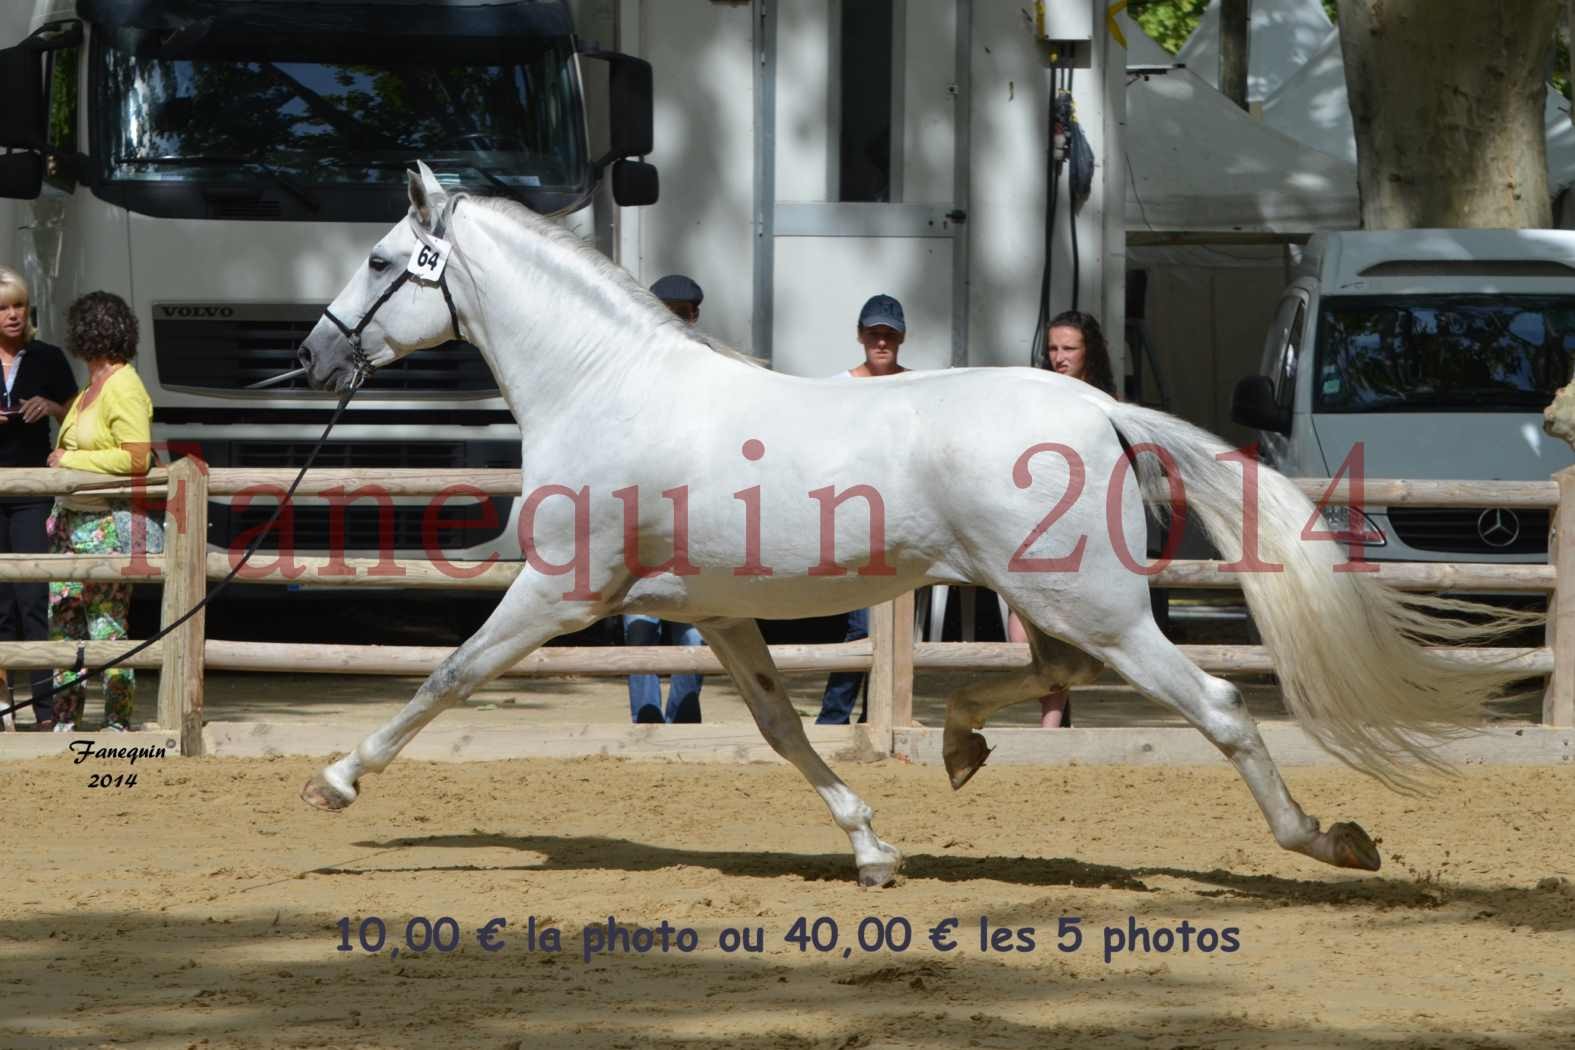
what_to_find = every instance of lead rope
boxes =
[0,377,365,727]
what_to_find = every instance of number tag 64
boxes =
[407,235,453,281]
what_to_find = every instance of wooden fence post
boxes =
[865,592,915,755]
[891,590,914,731]
[867,600,894,753]
[157,457,209,754]
[1545,466,1575,727]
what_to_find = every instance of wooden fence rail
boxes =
[0,464,1570,759]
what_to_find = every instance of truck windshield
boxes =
[94,33,588,212]
[1313,295,1575,412]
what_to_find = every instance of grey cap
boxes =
[857,293,905,333]
[651,273,703,305]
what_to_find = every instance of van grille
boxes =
[152,303,497,392]
[1385,507,1550,556]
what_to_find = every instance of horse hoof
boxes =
[944,731,993,791]
[858,852,903,888]
[301,770,358,812]
[1327,821,1381,871]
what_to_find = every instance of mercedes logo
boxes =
[1476,508,1521,549]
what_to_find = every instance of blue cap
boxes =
[651,274,703,305]
[857,294,905,333]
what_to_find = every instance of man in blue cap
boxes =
[816,293,909,724]
[623,274,708,723]
[832,293,908,379]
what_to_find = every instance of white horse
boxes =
[296,164,1529,887]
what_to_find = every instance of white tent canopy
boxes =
[1126,66,1358,234]
[1176,0,1334,104]
[1262,30,1575,191]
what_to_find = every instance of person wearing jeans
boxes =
[623,614,704,724]
[814,606,869,725]
[815,294,910,725]
[623,274,709,724]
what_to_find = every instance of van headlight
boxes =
[1319,505,1387,546]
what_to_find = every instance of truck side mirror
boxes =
[0,151,43,200]
[581,48,656,204]
[611,159,658,207]
[0,43,44,150]
[605,54,653,159]
[1231,376,1291,435]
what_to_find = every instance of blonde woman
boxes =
[43,292,159,732]
[0,266,77,723]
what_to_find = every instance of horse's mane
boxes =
[457,193,766,369]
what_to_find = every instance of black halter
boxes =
[322,200,464,389]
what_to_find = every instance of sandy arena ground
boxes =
[2,595,1567,1048]
[4,745,1574,1049]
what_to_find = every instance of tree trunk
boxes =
[1220,0,1250,110]
[1338,0,1562,228]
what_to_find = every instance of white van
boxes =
[1231,229,1575,563]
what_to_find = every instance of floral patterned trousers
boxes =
[46,502,163,728]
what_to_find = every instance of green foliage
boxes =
[1128,0,1209,55]
[1132,1,1572,105]
[1129,1,1338,56]
[1556,35,1572,104]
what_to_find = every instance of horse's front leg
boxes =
[302,573,607,811]
[698,617,903,887]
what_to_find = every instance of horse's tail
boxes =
[1099,399,1539,791]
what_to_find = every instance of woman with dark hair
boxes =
[1010,309,1118,728]
[41,291,161,732]
[0,266,77,723]
[1042,309,1117,396]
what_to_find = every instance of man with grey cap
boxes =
[650,273,703,325]
[622,274,708,723]
[816,293,910,723]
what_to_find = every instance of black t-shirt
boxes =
[0,339,80,475]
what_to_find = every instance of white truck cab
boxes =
[0,0,655,568]
[1232,229,1575,563]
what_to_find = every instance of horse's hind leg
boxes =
[301,576,602,811]
[697,617,903,887]
[943,627,1105,789]
[1091,617,1381,871]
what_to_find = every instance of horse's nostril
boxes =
[297,344,313,369]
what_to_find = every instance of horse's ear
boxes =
[407,161,448,230]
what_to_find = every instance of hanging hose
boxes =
[1031,65,1096,366]
[1031,63,1064,367]
[1059,71,1095,313]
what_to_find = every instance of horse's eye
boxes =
[369,256,390,273]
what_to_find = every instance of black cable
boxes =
[1067,66,1079,313]
[1032,62,1063,367]
[0,382,360,726]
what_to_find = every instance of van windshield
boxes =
[1313,295,1575,412]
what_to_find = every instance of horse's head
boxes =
[298,161,463,392]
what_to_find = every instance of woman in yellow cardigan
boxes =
[40,292,161,732]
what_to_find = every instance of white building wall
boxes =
[632,0,759,353]
[611,0,1120,374]
[966,0,1121,376]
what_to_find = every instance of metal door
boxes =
[757,0,970,375]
